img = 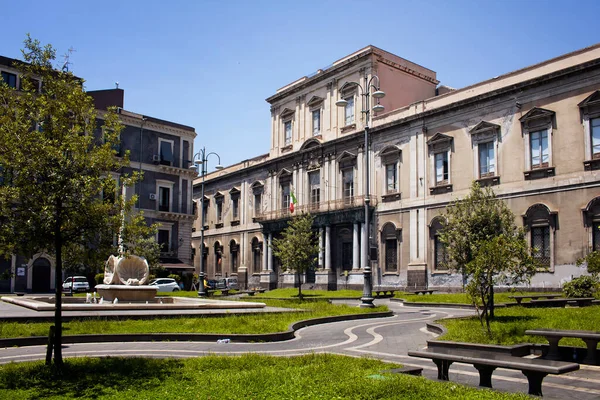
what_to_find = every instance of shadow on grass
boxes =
[0,357,185,399]
[492,315,539,323]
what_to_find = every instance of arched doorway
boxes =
[32,258,51,293]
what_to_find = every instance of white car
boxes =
[62,276,90,293]
[149,278,180,292]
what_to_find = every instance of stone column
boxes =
[318,228,324,269]
[361,223,367,270]
[325,226,331,270]
[353,223,360,270]
[267,233,273,272]
[262,232,268,271]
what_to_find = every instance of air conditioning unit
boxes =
[149,193,157,200]
[152,155,160,163]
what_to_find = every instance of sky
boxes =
[1,0,599,171]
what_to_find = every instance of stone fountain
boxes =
[95,255,158,301]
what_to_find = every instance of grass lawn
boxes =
[0,354,529,400]
[0,299,387,339]
[253,288,363,299]
[439,305,600,347]
[396,291,563,304]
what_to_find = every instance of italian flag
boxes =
[289,189,297,213]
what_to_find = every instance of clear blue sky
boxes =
[1,0,599,170]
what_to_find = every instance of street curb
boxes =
[0,311,393,348]
[391,298,512,309]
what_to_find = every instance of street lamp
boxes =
[191,147,223,296]
[336,74,385,308]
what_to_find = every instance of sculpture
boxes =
[96,255,155,301]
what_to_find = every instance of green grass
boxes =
[0,299,387,338]
[0,354,530,399]
[440,305,600,347]
[396,291,562,304]
[254,288,363,299]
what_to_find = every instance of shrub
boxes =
[148,274,156,282]
[563,275,599,298]
[168,274,181,282]
[94,273,104,285]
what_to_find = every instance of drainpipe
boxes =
[138,117,147,208]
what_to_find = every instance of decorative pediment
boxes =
[427,132,453,147]
[306,95,324,108]
[214,191,224,199]
[280,108,295,119]
[339,81,358,97]
[300,138,321,151]
[469,121,500,135]
[229,187,240,196]
[578,90,600,108]
[379,145,402,157]
[277,168,293,180]
[202,195,210,202]
[519,107,554,123]
[336,150,357,162]
[250,181,264,190]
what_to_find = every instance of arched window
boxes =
[523,204,557,270]
[429,217,448,271]
[214,241,223,275]
[251,237,262,274]
[583,197,600,252]
[381,223,399,272]
[229,239,239,274]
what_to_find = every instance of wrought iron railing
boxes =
[253,195,377,222]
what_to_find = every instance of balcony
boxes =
[253,195,377,222]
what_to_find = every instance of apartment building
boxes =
[195,44,600,291]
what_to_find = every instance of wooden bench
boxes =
[408,347,579,396]
[220,289,230,296]
[241,290,256,296]
[508,294,562,305]
[527,297,594,308]
[410,289,438,295]
[526,328,600,365]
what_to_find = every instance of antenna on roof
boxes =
[115,81,119,89]
[61,46,76,72]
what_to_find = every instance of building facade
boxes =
[0,60,197,293]
[195,44,600,291]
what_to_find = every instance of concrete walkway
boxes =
[1,298,599,399]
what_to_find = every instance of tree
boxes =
[0,36,130,368]
[272,213,319,300]
[439,182,536,333]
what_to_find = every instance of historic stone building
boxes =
[193,44,600,291]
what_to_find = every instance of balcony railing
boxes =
[253,195,377,222]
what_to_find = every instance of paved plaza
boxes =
[0,298,599,399]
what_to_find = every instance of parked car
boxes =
[223,277,239,290]
[62,276,90,293]
[149,278,180,292]
[205,279,222,290]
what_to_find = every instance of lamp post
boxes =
[191,147,223,296]
[336,74,385,308]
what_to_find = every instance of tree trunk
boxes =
[297,270,303,300]
[52,205,64,369]
[489,284,495,319]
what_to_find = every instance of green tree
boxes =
[119,210,161,269]
[0,36,130,368]
[272,213,319,300]
[440,182,536,333]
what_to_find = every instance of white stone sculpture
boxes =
[103,255,150,286]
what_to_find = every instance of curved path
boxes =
[1,299,599,399]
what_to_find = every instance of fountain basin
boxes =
[95,284,158,302]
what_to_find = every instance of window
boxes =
[216,198,223,222]
[592,118,600,159]
[382,224,398,272]
[430,218,448,271]
[158,230,170,253]
[386,163,397,193]
[309,170,320,207]
[214,242,222,274]
[478,142,495,177]
[252,237,262,273]
[159,140,174,166]
[254,193,262,216]
[531,226,550,268]
[344,96,354,126]
[435,152,448,184]
[158,186,170,212]
[281,182,291,210]
[524,204,555,271]
[232,196,239,220]
[312,110,321,136]
[530,130,549,169]
[230,240,238,274]
[342,169,354,202]
[202,198,209,226]
[284,121,292,146]
[593,223,600,252]
[1,71,16,88]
